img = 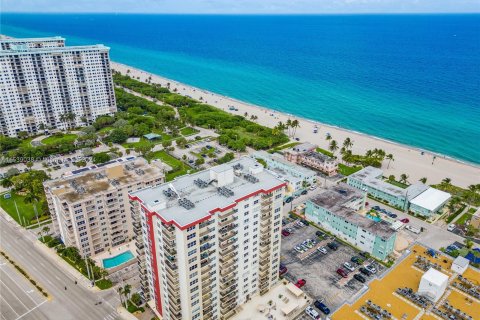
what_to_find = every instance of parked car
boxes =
[447,224,456,232]
[309,185,317,191]
[343,262,356,272]
[405,225,421,234]
[317,247,327,255]
[295,279,306,288]
[327,242,338,251]
[351,256,364,265]
[305,306,320,319]
[301,219,309,225]
[281,230,291,237]
[365,264,377,274]
[301,190,308,195]
[295,220,305,227]
[294,246,305,253]
[400,218,410,223]
[388,213,398,218]
[354,274,366,283]
[285,227,294,233]
[336,268,348,278]
[315,231,325,238]
[372,206,381,211]
[314,301,331,315]
[359,267,372,276]
[279,264,288,276]
[359,251,370,258]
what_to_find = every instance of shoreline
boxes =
[111,61,480,188]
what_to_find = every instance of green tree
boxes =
[386,154,394,169]
[419,177,427,184]
[400,173,409,184]
[135,142,154,158]
[92,152,111,164]
[108,129,128,144]
[329,140,339,154]
[388,175,395,181]
[343,137,353,150]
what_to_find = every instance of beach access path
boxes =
[111,62,480,188]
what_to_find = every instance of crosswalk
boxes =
[103,311,120,320]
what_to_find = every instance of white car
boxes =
[343,262,355,272]
[365,264,377,274]
[309,185,317,191]
[317,247,327,255]
[447,224,456,232]
[294,246,304,253]
[305,306,321,320]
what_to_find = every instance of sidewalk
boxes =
[34,240,101,292]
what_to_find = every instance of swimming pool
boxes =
[102,250,135,269]
[366,214,382,222]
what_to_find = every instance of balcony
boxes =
[220,304,237,319]
[218,209,235,219]
[219,252,237,264]
[219,230,237,242]
[219,215,237,228]
[262,199,273,206]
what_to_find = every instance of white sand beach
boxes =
[111,62,480,188]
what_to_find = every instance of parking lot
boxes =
[280,219,386,319]
[0,256,48,320]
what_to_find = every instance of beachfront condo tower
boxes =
[129,157,286,320]
[44,157,165,258]
[0,36,116,137]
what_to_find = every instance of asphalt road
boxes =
[0,215,121,320]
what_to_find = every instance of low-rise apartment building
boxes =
[129,157,286,320]
[44,157,165,257]
[253,151,317,198]
[347,166,451,217]
[284,142,338,176]
[305,183,396,260]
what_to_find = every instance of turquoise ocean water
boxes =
[1,14,479,164]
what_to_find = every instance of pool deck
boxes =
[92,240,137,268]
[332,244,480,320]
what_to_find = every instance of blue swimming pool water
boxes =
[366,214,382,223]
[102,250,134,269]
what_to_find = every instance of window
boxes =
[187,233,195,240]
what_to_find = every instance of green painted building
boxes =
[305,183,396,260]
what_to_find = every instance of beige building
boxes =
[44,157,165,257]
[284,142,338,176]
[471,208,480,229]
[129,157,286,320]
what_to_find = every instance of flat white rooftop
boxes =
[421,268,449,286]
[130,157,285,229]
[410,187,451,211]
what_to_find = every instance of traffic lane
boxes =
[0,218,118,320]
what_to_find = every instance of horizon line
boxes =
[3,12,480,15]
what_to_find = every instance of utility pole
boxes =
[34,202,43,242]
[13,199,22,226]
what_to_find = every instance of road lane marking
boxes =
[15,300,47,320]
[54,275,60,281]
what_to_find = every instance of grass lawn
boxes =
[98,126,114,134]
[95,279,113,290]
[338,164,362,176]
[456,212,473,226]
[316,147,334,157]
[147,151,195,181]
[191,146,216,159]
[0,192,44,226]
[127,300,145,313]
[41,134,77,145]
[180,127,199,136]
[19,137,35,148]
[268,142,299,154]
[446,204,467,223]
[385,179,409,189]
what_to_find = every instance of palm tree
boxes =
[343,137,353,150]
[244,112,248,118]
[442,178,452,186]
[399,173,409,184]
[1,177,13,189]
[291,119,300,138]
[325,134,332,141]
[285,119,292,137]
[118,287,126,308]
[124,284,132,302]
[464,238,474,249]
[419,177,427,184]
[386,154,394,169]
[329,140,339,154]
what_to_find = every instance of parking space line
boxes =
[0,295,20,316]
[0,279,31,312]
[0,267,41,305]
[16,300,47,320]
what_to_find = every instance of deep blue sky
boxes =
[3,0,480,14]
